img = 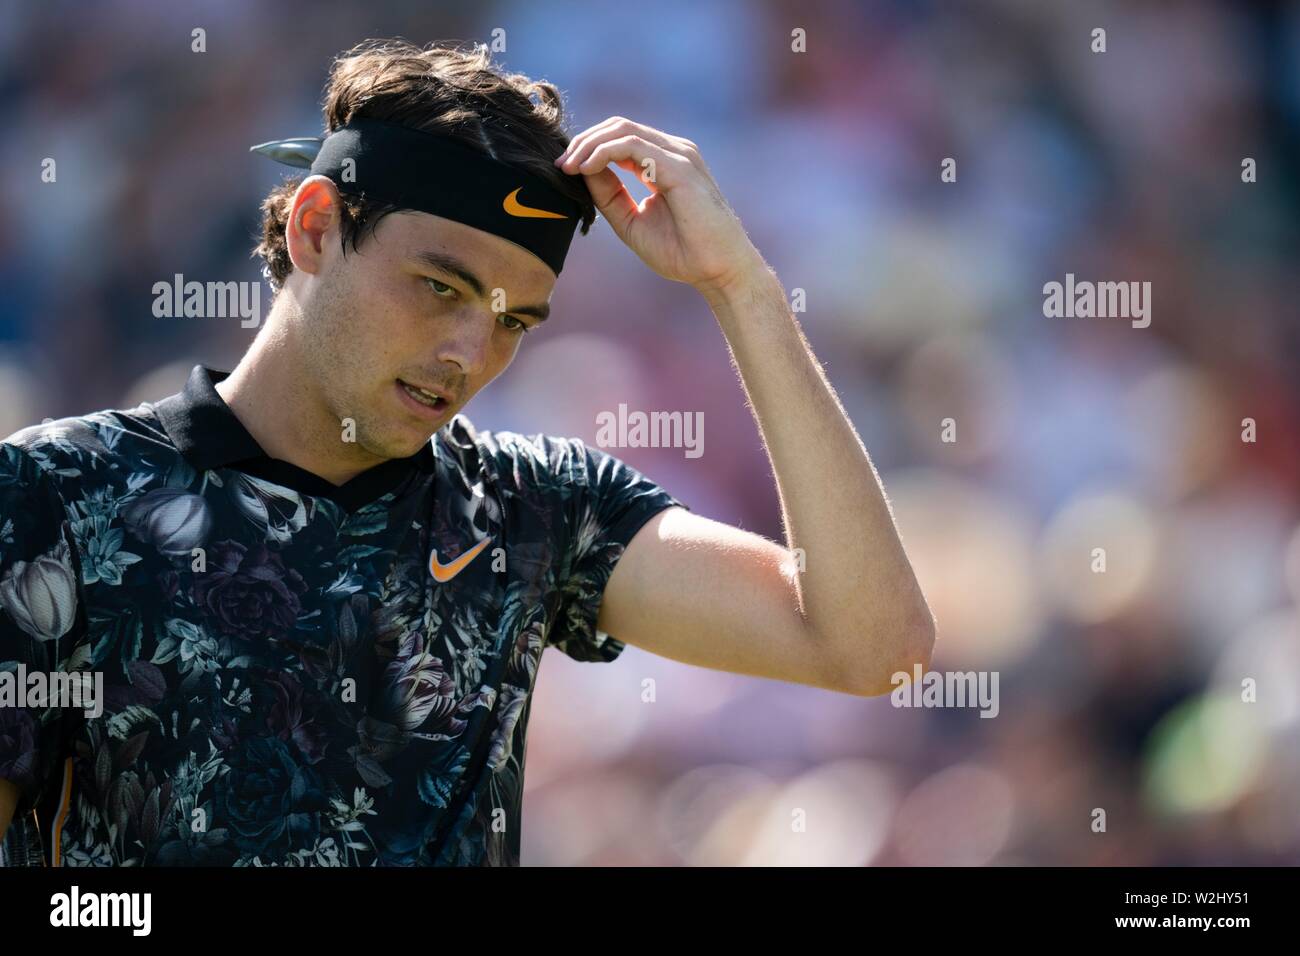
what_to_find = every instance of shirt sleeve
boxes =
[0,441,83,820]
[538,437,688,664]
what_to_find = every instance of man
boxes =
[0,39,933,866]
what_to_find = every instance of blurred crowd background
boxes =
[1,0,1297,865]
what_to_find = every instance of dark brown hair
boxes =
[253,39,596,292]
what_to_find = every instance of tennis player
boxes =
[0,39,933,866]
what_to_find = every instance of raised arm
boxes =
[560,118,936,696]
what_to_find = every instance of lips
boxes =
[397,379,451,413]
[400,379,449,402]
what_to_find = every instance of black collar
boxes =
[153,364,437,511]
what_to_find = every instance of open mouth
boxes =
[397,379,449,414]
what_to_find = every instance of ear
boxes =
[285,175,344,276]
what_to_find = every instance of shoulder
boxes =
[436,414,685,525]
[2,403,164,496]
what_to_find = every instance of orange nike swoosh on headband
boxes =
[429,537,492,583]
[503,187,568,220]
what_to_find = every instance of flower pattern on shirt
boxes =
[0,402,683,867]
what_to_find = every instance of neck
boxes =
[214,307,385,487]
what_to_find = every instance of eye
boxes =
[497,314,531,334]
[425,277,456,297]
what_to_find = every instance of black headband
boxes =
[251,118,582,275]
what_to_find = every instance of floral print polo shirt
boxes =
[0,365,684,866]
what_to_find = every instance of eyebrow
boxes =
[414,250,551,322]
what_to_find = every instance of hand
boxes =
[555,117,766,299]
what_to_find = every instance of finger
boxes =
[560,120,701,173]
[556,116,626,169]
[582,166,638,239]
[558,117,701,174]
[578,135,688,190]
[612,124,703,170]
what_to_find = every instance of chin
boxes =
[382,431,435,460]
[354,417,428,462]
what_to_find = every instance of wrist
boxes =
[695,253,779,311]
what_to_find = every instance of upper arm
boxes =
[596,506,857,694]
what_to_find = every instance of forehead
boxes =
[371,209,557,300]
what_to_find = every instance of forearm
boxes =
[700,262,935,688]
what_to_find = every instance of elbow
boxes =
[842,606,937,698]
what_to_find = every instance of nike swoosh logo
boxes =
[503,187,567,220]
[429,537,492,583]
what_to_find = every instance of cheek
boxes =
[482,332,523,379]
[355,280,424,350]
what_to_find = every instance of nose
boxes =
[436,306,495,378]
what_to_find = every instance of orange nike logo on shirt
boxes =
[428,537,492,582]
[503,187,568,220]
